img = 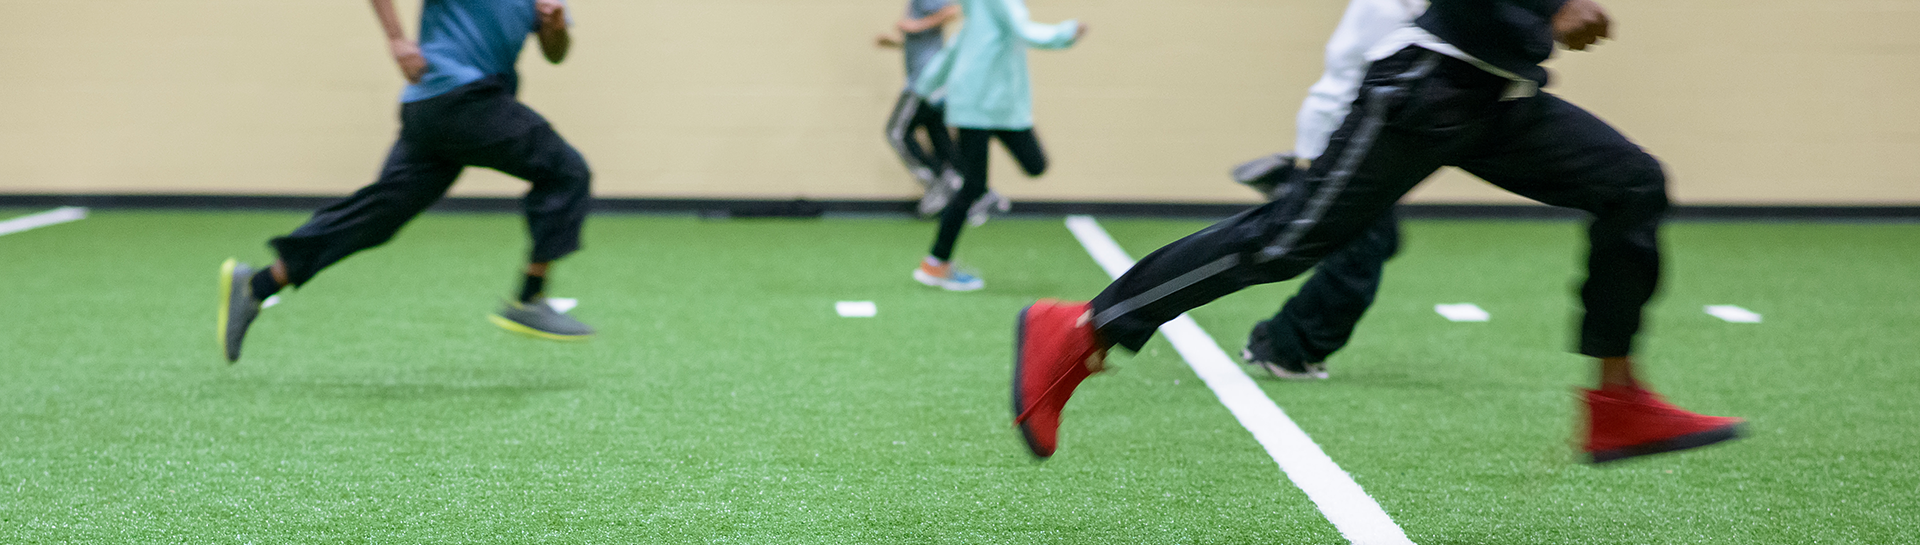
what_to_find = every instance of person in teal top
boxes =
[909,0,1085,292]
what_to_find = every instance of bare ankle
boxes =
[269,261,290,287]
[1597,356,1637,389]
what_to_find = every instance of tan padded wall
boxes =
[2,0,1916,204]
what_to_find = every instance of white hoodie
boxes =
[1294,0,1427,160]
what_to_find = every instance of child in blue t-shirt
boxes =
[218,0,595,363]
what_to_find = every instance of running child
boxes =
[908,0,1086,291]
[875,0,970,218]
[1010,0,1745,464]
[217,0,594,362]
[1231,0,1426,380]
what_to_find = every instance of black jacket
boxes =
[1416,0,1570,85]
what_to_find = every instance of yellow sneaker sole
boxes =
[487,313,592,342]
[217,258,237,357]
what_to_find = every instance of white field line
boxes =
[1064,215,1414,545]
[1433,303,1490,322]
[0,207,88,236]
[1704,305,1761,323]
[835,301,878,318]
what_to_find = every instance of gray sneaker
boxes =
[489,298,594,341]
[917,169,962,218]
[966,190,1012,227]
[909,165,938,190]
[217,258,264,363]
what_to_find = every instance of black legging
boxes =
[929,128,1048,261]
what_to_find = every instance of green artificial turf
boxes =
[1,210,1915,544]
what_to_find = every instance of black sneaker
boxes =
[489,298,595,341]
[217,258,264,363]
[1231,153,1300,201]
[1241,320,1327,380]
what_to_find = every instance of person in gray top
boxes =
[878,0,1009,223]
[896,0,956,81]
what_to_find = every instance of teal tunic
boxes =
[912,0,1079,130]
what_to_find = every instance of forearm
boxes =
[897,6,960,34]
[897,17,936,34]
[370,0,408,41]
[371,0,427,82]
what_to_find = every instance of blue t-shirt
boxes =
[902,0,953,85]
[401,0,558,103]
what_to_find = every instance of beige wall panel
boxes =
[2,0,1916,204]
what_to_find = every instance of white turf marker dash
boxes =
[835,301,878,318]
[1064,215,1414,545]
[0,207,88,237]
[545,297,579,314]
[1704,305,1761,324]
[1434,303,1490,323]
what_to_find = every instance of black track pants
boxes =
[929,128,1048,261]
[886,91,957,184]
[271,75,592,287]
[1266,209,1399,364]
[1091,47,1668,358]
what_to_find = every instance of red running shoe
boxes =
[1012,299,1107,459]
[1583,381,1744,463]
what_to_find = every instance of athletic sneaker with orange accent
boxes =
[913,258,984,291]
[1582,381,1744,463]
[1011,299,1107,459]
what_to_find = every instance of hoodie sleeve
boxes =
[995,0,1079,49]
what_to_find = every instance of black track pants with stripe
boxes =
[1090,47,1668,358]
[1264,208,1399,365]
[885,90,957,186]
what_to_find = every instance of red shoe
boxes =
[1582,382,1744,463]
[1012,299,1107,459]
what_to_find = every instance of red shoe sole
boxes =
[1588,421,1744,464]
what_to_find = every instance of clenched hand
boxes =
[1553,0,1611,51]
[389,38,428,83]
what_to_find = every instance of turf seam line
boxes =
[1064,215,1416,545]
[0,207,88,237]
